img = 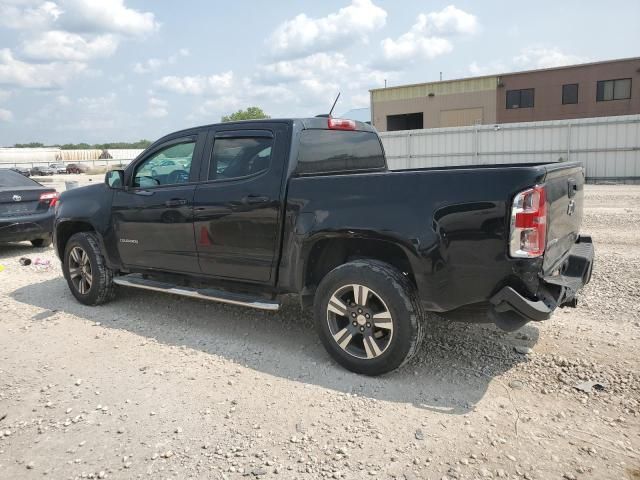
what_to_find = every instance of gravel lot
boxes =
[1,183,639,480]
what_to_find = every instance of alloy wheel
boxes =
[68,246,93,295]
[326,284,394,360]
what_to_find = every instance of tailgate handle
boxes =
[567,179,577,198]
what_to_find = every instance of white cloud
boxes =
[379,6,478,68]
[77,92,117,110]
[0,48,86,88]
[146,97,168,118]
[133,49,190,74]
[0,1,61,30]
[22,31,118,61]
[422,5,479,36]
[56,94,71,105]
[0,1,160,90]
[258,52,349,84]
[0,108,13,122]
[268,0,387,60]
[513,47,588,69]
[155,71,234,95]
[59,0,159,37]
[381,33,452,66]
[468,47,588,76]
[468,60,508,76]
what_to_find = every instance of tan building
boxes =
[371,57,640,132]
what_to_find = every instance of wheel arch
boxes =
[300,235,417,308]
[55,220,97,259]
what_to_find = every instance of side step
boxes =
[112,274,280,311]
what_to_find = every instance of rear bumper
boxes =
[489,235,594,329]
[0,211,54,243]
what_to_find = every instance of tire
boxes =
[31,237,52,248]
[62,232,116,306]
[314,260,425,375]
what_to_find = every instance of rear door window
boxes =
[209,135,273,181]
[296,130,385,175]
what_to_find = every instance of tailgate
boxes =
[542,163,585,275]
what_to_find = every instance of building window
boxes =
[596,78,632,101]
[562,83,579,104]
[506,88,535,109]
[386,112,423,131]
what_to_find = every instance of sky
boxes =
[0,0,638,146]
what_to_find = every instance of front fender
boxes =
[54,183,120,268]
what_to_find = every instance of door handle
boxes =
[165,198,188,207]
[242,195,270,205]
[135,190,154,196]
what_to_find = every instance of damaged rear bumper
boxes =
[489,235,594,330]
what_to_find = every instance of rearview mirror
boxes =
[105,169,124,189]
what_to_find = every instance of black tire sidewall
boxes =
[314,261,422,376]
[62,233,105,305]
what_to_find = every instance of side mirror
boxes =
[105,169,124,189]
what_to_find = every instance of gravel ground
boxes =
[0,184,639,480]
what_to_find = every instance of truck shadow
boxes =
[11,277,539,414]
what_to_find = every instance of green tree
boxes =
[221,107,270,123]
[13,142,44,148]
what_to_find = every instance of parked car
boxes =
[53,118,593,375]
[49,163,67,174]
[10,166,31,177]
[30,165,55,176]
[66,163,89,174]
[0,168,58,247]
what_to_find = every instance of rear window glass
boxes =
[296,130,385,174]
[0,169,39,188]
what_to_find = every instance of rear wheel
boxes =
[62,232,115,305]
[314,260,424,375]
[31,237,52,248]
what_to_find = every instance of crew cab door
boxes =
[111,132,206,273]
[193,124,289,283]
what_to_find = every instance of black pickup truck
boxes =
[54,117,593,375]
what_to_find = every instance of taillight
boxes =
[509,185,546,258]
[328,118,356,130]
[40,191,59,208]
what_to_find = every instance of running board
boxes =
[112,274,280,311]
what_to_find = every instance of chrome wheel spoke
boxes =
[70,248,81,264]
[81,251,89,266]
[372,310,393,331]
[84,274,93,287]
[333,328,353,350]
[352,284,370,307]
[68,267,82,279]
[363,335,383,358]
[328,295,348,317]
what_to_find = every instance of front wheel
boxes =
[314,260,425,375]
[62,232,116,305]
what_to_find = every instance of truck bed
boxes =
[283,161,585,314]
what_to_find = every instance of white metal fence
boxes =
[380,114,640,182]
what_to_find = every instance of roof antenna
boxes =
[328,92,341,117]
